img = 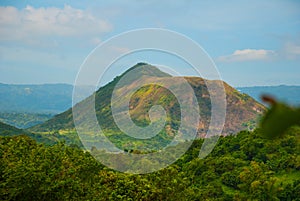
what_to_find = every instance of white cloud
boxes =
[218,40,300,63]
[0,5,113,42]
[218,49,275,62]
[283,42,300,59]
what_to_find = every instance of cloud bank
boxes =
[0,5,113,42]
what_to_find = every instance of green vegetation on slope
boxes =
[0,121,24,136]
[0,112,53,129]
[0,121,78,145]
[0,127,299,200]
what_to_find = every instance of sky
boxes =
[0,0,300,87]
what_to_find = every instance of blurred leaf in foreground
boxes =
[260,95,300,139]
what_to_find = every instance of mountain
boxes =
[0,83,93,128]
[0,83,73,113]
[0,83,93,113]
[237,85,300,106]
[29,63,265,148]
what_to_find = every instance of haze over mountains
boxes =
[1,63,299,133]
[0,79,299,115]
[0,83,93,128]
[0,83,93,113]
[237,85,300,106]
[0,83,73,113]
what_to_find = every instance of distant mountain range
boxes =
[0,83,73,113]
[0,83,93,113]
[0,83,298,115]
[237,85,300,106]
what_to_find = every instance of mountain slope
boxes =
[0,121,60,144]
[0,121,25,136]
[0,112,54,129]
[30,63,265,141]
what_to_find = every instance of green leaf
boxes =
[260,102,300,139]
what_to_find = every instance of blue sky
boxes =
[0,0,300,87]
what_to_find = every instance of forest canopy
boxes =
[0,127,299,200]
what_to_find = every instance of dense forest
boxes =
[0,127,299,200]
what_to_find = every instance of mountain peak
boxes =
[135,62,149,66]
[107,63,172,88]
[121,62,171,78]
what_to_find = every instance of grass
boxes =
[275,170,300,185]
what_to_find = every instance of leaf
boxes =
[260,101,300,139]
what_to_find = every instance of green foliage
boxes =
[0,121,80,146]
[0,112,53,129]
[0,135,102,200]
[260,101,300,139]
[0,127,299,200]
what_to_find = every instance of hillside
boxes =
[0,121,46,143]
[30,63,265,148]
[0,121,76,145]
[0,112,54,129]
[0,121,25,136]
